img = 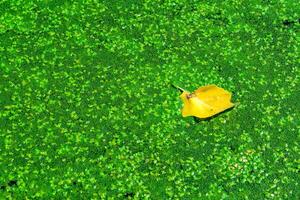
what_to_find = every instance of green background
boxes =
[0,0,299,199]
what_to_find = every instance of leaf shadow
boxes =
[193,106,236,123]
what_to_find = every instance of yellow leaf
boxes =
[179,85,235,119]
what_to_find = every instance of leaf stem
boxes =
[171,83,187,92]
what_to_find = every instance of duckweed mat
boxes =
[0,0,299,199]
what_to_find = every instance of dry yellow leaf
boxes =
[179,85,235,119]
